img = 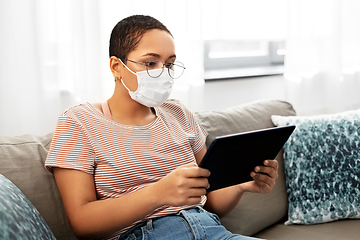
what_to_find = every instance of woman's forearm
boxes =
[70,184,162,239]
[204,185,245,218]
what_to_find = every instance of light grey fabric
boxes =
[194,99,297,236]
[0,133,77,240]
[254,219,360,240]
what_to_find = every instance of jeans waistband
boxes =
[119,206,206,240]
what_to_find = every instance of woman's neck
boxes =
[107,84,156,126]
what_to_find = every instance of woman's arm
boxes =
[54,163,210,239]
[204,160,278,218]
[54,167,159,239]
[195,145,279,218]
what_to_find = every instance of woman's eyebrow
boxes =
[141,53,161,58]
[141,53,176,59]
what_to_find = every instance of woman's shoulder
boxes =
[59,102,100,120]
[54,103,108,133]
[160,99,188,113]
[158,99,195,120]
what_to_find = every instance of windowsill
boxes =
[204,65,284,81]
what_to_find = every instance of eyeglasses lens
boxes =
[146,60,185,79]
[147,60,163,78]
[168,62,185,79]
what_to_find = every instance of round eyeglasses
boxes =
[126,59,186,79]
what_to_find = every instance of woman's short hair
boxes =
[109,15,173,62]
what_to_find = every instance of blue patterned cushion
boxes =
[271,110,360,225]
[0,174,56,239]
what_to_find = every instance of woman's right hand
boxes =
[153,163,211,207]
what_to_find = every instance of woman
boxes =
[45,15,278,240]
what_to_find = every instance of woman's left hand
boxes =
[239,159,279,194]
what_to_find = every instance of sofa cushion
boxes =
[254,219,360,240]
[194,99,296,236]
[0,134,77,240]
[0,174,56,239]
[272,110,360,225]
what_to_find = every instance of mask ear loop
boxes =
[118,58,137,93]
[121,79,133,93]
[118,58,137,75]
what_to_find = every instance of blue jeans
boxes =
[119,207,263,240]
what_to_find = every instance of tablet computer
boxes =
[199,125,295,192]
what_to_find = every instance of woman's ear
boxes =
[110,56,122,81]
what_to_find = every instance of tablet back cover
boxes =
[199,125,295,192]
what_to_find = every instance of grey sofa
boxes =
[0,99,359,240]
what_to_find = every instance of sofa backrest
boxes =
[194,99,296,236]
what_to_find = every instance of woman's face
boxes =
[121,29,176,92]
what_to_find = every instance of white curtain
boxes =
[0,0,203,136]
[3,0,359,136]
[284,0,360,115]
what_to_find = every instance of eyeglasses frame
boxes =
[125,59,186,79]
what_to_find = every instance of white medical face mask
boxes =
[119,59,174,107]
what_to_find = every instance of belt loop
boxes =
[146,219,154,231]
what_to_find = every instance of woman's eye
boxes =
[165,62,175,69]
[146,61,157,67]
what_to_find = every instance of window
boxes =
[201,0,287,80]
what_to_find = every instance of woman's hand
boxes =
[152,163,210,207]
[239,159,279,194]
[204,159,278,218]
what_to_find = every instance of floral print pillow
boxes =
[272,110,360,225]
[0,174,56,239]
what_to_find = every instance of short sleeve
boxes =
[172,100,208,154]
[187,109,208,154]
[45,115,95,175]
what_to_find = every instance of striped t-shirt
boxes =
[45,99,208,239]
